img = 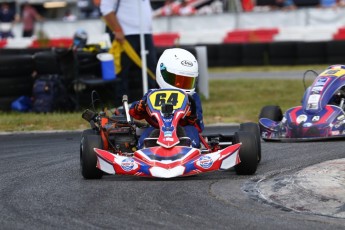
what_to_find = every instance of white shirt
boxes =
[100,0,153,36]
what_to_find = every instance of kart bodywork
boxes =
[259,65,345,141]
[81,89,260,179]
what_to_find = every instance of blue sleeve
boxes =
[192,93,204,131]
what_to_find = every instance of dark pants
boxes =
[23,30,34,37]
[116,34,157,104]
[0,31,14,39]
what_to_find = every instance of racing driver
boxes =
[129,48,204,149]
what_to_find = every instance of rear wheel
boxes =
[239,122,261,163]
[80,129,103,179]
[259,105,283,121]
[233,131,258,175]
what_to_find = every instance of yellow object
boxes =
[148,90,186,111]
[82,44,102,53]
[320,69,345,78]
[108,39,156,80]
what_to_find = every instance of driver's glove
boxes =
[135,99,146,114]
[184,109,197,125]
[186,113,197,125]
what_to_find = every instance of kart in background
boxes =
[259,65,345,141]
[80,88,261,179]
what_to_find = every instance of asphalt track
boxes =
[0,125,344,230]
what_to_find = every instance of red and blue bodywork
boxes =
[259,66,345,141]
[94,89,241,178]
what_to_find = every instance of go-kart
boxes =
[80,88,260,179]
[259,65,345,141]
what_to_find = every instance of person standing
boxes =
[130,48,204,149]
[319,0,338,8]
[21,2,42,37]
[0,2,17,39]
[275,0,297,10]
[100,0,157,103]
[160,0,178,16]
[178,0,196,16]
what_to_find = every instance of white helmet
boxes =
[156,48,198,94]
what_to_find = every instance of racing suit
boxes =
[129,90,204,149]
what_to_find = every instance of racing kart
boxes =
[259,65,345,141]
[80,88,261,179]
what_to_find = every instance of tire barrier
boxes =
[2,40,345,110]
[33,50,62,75]
[296,42,326,65]
[202,40,345,67]
[241,43,269,66]
[0,96,19,111]
[217,44,243,67]
[0,77,33,97]
[0,55,35,111]
[0,55,34,77]
[0,48,105,111]
[326,41,345,64]
[268,42,297,66]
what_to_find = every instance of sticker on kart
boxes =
[148,90,187,111]
[320,69,345,78]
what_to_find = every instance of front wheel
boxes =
[80,129,103,179]
[233,131,258,175]
[259,105,283,122]
[239,122,261,163]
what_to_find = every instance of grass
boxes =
[208,65,328,72]
[0,78,311,132]
[0,112,86,132]
[202,79,307,124]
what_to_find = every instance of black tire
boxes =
[233,131,258,175]
[0,76,34,97]
[239,122,261,163]
[80,129,103,179]
[259,105,283,121]
[0,55,35,77]
[33,50,61,75]
[0,96,19,111]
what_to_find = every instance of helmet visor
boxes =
[161,68,196,90]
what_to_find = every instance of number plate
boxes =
[148,90,186,111]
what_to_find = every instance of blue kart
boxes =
[259,65,345,141]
